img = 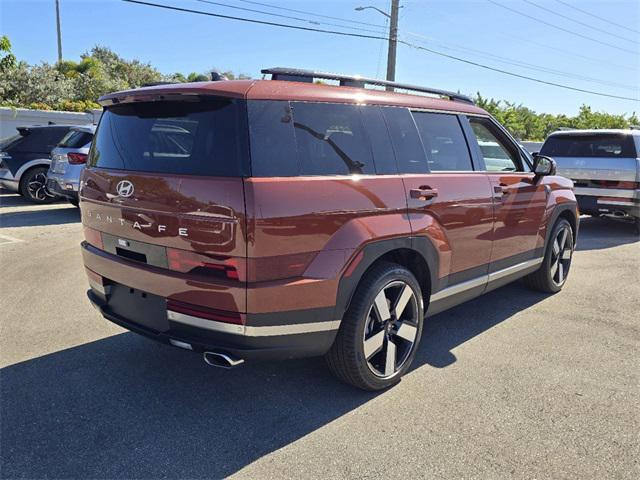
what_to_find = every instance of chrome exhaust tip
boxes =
[203,351,244,369]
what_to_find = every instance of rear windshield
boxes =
[89,97,249,176]
[541,134,637,158]
[58,130,93,148]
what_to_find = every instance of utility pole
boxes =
[386,0,400,83]
[55,0,62,63]
[355,1,401,87]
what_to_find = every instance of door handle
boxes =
[493,185,510,200]
[410,187,438,201]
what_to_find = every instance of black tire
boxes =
[326,262,424,391]
[19,167,59,204]
[524,218,574,293]
[68,198,79,207]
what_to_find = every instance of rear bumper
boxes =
[87,289,337,361]
[46,171,80,199]
[46,177,78,201]
[576,194,640,219]
[82,241,340,361]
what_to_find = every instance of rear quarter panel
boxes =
[243,175,411,313]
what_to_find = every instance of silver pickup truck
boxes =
[539,129,640,230]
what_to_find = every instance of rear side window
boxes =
[248,101,298,176]
[381,107,427,173]
[90,97,249,177]
[412,112,473,171]
[292,102,374,175]
[540,134,637,158]
[58,130,93,148]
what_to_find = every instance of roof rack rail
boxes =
[261,67,474,105]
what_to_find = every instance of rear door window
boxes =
[361,106,397,174]
[381,107,427,173]
[540,134,637,158]
[90,97,249,176]
[291,102,374,175]
[413,112,473,171]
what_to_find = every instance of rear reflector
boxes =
[67,152,88,165]
[84,227,103,250]
[167,299,244,325]
[85,268,107,295]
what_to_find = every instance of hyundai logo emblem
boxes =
[115,180,134,198]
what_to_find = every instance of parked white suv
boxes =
[540,129,640,231]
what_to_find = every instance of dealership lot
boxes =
[1,191,638,479]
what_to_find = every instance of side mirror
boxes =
[533,155,556,177]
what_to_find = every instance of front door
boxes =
[465,116,547,267]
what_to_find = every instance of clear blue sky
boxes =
[1,0,638,115]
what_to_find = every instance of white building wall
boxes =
[0,108,101,140]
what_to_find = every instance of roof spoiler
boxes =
[261,67,474,105]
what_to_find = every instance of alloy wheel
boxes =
[550,225,573,286]
[27,172,55,202]
[363,280,419,378]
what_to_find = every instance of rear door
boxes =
[81,96,249,312]
[464,116,547,265]
[386,107,494,291]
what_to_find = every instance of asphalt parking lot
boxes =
[1,190,638,479]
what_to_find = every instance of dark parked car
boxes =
[0,125,74,203]
[81,68,578,390]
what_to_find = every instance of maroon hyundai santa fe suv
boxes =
[81,68,578,390]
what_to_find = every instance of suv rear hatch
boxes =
[541,133,640,184]
[81,94,250,318]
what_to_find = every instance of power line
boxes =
[403,42,638,102]
[421,6,636,72]
[234,0,387,30]
[522,0,638,44]
[121,0,387,40]
[487,0,638,55]
[193,0,387,34]
[404,31,638,91]
[120,0,640,102]
[554,0,640,35]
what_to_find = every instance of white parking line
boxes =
[0,233,24,245]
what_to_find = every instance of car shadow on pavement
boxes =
[575,216,639,251]
[0,206,80,228]
[416,282,548,368]
[1,333,377,479]
[1,281,550,479]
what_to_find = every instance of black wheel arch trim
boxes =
[334,236,439,321]
[545,202,579,250]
